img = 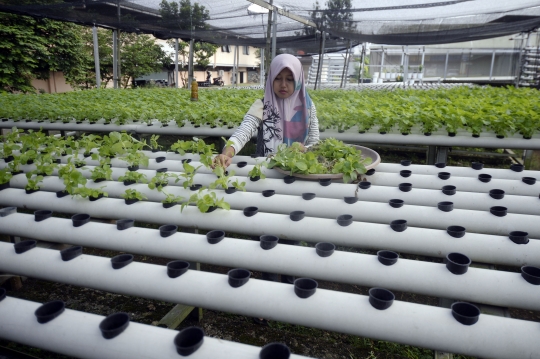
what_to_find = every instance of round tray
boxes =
[273,145,381,180]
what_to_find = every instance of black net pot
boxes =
[521,266,540,285]
[510,163,524,172]
[490,206,507,217]
[260,235,279,250]
[377,250,399,266]
[368,287,395,310]
[289,211,305,222]
[399,170,412,178]
[206,230,225,244]
[390,219,407,232]
[478,174,492,183]
[259,343,291,359]
[116,219,134,230]
[446,225,466,238]
[111,254,134,270]
[509,231,529,245]
[302,193,316,200]
[99,312,130,339]
[228,268,251,288]
[159,224,178,238]
[315,242,335,257]
[294,278,318,299]
[34,300,65,324]
[435,162,446,168]
[398,183,412,192]
[190,184,202,191]
[34,210,53,222]
[262,190,275,197]
[155,157,166,163]
[438,172,451,180]
[319,178,332,186]
[225,187,237,194]
[442,185,456,196]
[156,167,167,173]
[174,327,205,356]
[337,214,353,227]
[522,177,536,185]
[0,288,6,302]
[489,189,505,200]
[236,161,247,168]
[14,240,37,254]
[0,207,16,217]
[438,201,454,212]
[446,253,471,275]
[167,260,190,278]
[358,181,371,190]
[451,302,480,326]
[400,159,411,166]
[366,169,376,176]
[60,246,83,262]
[283,175,296,184]
[71,213,90,227]
[471,162,483,170]
[344,196,358,204]
[389,199,404,208]
[243,206,258,217]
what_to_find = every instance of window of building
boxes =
[221,45,230,53]
[243,46,249,55]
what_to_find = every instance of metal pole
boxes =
[112,30,118,89]
[92,25,101,89]
[403,46,408,81]
[236,45,240,85]
[264,3,272,83]
[381,47,385,80]
[315,31,325,90]
[339,40,350,88]
[260,48,265,86]
[489,50,496,81]
[271,2,277,59]
[188,38,194,89]
[175,39,179,89]
[359,43,365,84]
[232,45,237,86]
[421,46,425,84]
[116,0,121,88]
[443,50,449,81]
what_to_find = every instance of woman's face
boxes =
[273,68,295,99]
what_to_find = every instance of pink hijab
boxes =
[261,54,312,154]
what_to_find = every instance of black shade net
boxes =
[1,0,540,53]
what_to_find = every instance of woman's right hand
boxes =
[213,154,233,169]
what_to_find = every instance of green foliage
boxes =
[149,134,162,151]
[159,0,210,31]
[58,159,87,195]
[161,191,184,204]
[75,186,108,200]
[0,14,87,93]
[25,173,43,191]
[181,190,230,213]
[148,171,176,191]
[268,139,372,183]
[122,189,147,201]
[176,161,202,189]
[91,163,113,182]
[248,161,268,180]
[209,166,235,190]
[0,169,13,185]
[118,170,148,184]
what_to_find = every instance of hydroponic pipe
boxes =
[0,244,538,359]
[9,175,540,237]
[0,297,311,359]
[376,163,540,181]
[1,212,538,310]
[2,119,539,149]
[1,189,538,267]
[366,171,539,197]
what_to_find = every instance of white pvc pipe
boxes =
[366,172,539,197]
[1,213,538,310]
[9,175,540,237]
[1,189,538,267]
[0,296,311,359]
[376,163,540,181]
[2,119,539,149]
[0,243,538,359]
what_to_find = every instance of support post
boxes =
[315,31,325,90]
[421,46,425,84]
[443,51,449,81]
[340,40,350,88]
[381,47,385,80]
[271,1,277,60]
[175,39,179,88]
[264,2,273,83]
[489,50,496,81]
[260,48,265,86]
[112,30,118,89]
[188,39,194,89]
[92,25,101,89]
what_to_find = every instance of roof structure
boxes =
[1,0,540,53]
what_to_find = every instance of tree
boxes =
[296,0,356,36]
[165,39,218,87]
[0,13,87,93]
[159,0,210,32]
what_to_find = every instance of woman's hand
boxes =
[213,154,233,169]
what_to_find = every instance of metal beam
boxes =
[246,0,316,28]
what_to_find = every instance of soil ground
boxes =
[1,137,538,359]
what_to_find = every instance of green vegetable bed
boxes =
[1,86,539,137]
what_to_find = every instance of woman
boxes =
[215,54,319,167]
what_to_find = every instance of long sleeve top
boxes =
[228,99,320,155]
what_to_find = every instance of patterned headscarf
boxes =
[260,54,312,154]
